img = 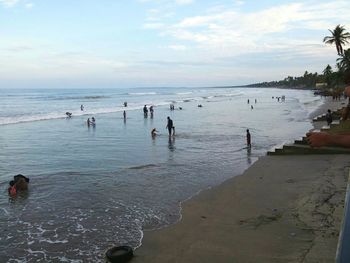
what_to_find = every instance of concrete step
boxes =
[294,138,308,145]
[313,108,344,122]
[267,144,350,155]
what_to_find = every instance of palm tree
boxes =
[323,25,350,55]
[323,64,333,87]
[323,64,333,76]
[337,49,350,71]
[337,49,350,83]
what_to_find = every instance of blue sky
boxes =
[0,0,349,88]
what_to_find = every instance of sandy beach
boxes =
[132,97,349,263]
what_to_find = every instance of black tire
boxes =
[106,246,133,263]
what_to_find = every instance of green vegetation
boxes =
[246,71,322,89]
[247,25,350,95]
[323,24,350,55]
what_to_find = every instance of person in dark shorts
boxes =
[150,106,154,118]
[166,117,174,136]
[143,105,148,118]
[246,129,251,148]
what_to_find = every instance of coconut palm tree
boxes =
[323,64,333,87]
[337,49,350,71]
[337,49,350,83]
[323,64,333,76]
[323,25,350,55]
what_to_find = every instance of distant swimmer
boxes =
[246,129,251,148]
[251,105,254,110]
[179,107,183,110]
[8,174,29,196]
[166,116,174,136]
[247,99,250,104]
[87,118,90,126]
[255,99,257,103]
[123,110,126,119]
[124,101,128,107]
[91,117,96,125]
[81,104,84,111]
[66,112,72,118]
[198,104,203,108]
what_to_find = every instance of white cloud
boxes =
[143,22,164,29]
[151,0,350,58]
[168,44,187,50]
[0,0,19,7]
[25,2,33,8]
[175,0,194,5]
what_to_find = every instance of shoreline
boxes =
[132,97,349,262]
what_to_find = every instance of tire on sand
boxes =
[106,246,133,263]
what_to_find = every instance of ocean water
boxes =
[0,87,323,262]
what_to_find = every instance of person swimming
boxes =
[65,112,72,117]
[8,174,30,196]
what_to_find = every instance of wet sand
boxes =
[132,97,349,263]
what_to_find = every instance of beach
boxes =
[0,87,344,262]
[132,98,349,262]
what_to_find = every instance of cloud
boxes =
[25,2,33,8]
[151,0,350,58]
[143,22,164,29]
[0,0,34,8]
[168,44,187,50]
[175,0,194,5]
[0,0,19,7]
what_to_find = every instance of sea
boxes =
[0,86,323,262]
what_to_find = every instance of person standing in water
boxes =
[81,104,84,111]
[123,110,126,120]
[246,129,251,148]
[150,106,154,118]
[143,105,148,118]
[166,117,174,136]
[91,117,96,125]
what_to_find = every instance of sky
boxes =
[0,0,350,88]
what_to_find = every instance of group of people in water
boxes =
[143,105,154,118]
[87,117,96,126]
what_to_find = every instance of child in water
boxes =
[151,128,158,137]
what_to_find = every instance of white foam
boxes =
[39,238,69,244]
[128,92,157,95]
